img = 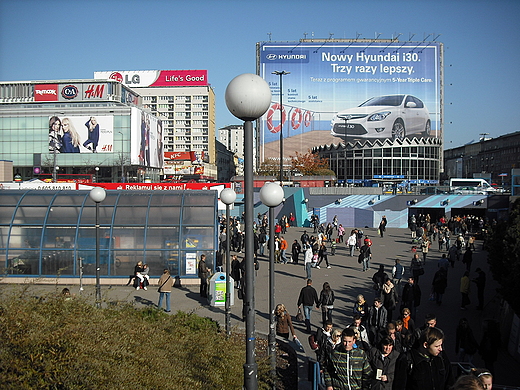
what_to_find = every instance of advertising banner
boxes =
[258,41,442,155]
[94,70,208,87]
[130,107,164,168]
[35,84,58,101]
[48,115,114,154]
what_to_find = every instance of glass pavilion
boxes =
[0,190,218,280]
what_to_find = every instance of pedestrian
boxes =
[322,327,373,390]
[338,224,345,243]
[348,314,371,346]
[315,320,333,364]
[431,267,448,305]
[392,259,405,295]
[297,278,319,333]
[274,303,298,340]
[291,239,301,264]
[198,254,210,298]
[401,277,421,321]
[368,336,399,390]
[460,271,471,310]
[304,245,313,280]
[280,235,288,264]
[438,253,450,272]
[353,294,369,323]
[348,230,357,257]
[410,253,424,283]
[400,307,416,334]
[316,242,331,269]
[456,317,479,364]
[359,241,372,272]
[157,269,174,312]
[421,236,430,262]
[394,327,454,390]
[478,320,500,376]
[317,281,335,326]
[471,368,493,390]
[379,216,387,238]
[463,248,473,272]
[381,279,398,321]
[372,264,389,296]
[367,297,388,345]
[473,268,486,310]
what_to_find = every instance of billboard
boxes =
[48,115,114,154]
[36,82,110,102]
[258,41,442,157]
[130,107,164,169]
[94,70,208,87]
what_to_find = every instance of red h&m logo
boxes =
[84,84,105,99]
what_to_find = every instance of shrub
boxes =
[0,290,271,389]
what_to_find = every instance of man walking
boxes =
[297,278,319,333]
[322,328,372,390]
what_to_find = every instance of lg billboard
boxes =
[258,41,443,158]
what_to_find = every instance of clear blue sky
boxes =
[0,0,518,148]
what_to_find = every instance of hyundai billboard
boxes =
[258,41,442,158]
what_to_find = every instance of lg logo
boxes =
[109,72,140,85]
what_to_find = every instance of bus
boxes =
[449,178,495,194]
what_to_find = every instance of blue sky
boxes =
[0,0,519,148]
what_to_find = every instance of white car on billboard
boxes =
[330,94,431,141]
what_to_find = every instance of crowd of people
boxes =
[276,211,497,389]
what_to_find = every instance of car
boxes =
[330,94,431,141]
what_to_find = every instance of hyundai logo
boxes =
[266,54,277,60]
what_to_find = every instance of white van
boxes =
[449,178,496,194]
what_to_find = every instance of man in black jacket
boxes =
[297,278,319,332]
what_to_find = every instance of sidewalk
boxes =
[5,227,519,387]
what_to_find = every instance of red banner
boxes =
[79,182,230,191]
[150,70,207,87]
[34,84,58,101]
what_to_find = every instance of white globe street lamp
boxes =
[225,73,271,390]
[259,182,284,383]
[89,187,106,308]
[220,187,237,337]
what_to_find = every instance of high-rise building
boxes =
[94,70,217,180]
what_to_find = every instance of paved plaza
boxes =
[4,227,519,388]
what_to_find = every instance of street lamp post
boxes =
[220,187,237,337]
[226,73,271,390]
[259,182,284,386]
[118,131,125,182]
[272,71,289,184]
[95,166,99,183]
[89,187,106,308]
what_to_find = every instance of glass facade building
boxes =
[0,190,218,279]
[315,138,442,184]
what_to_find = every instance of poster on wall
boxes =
[258,40,442,157]
[48,115,114,154]
[130,107,164,169]
[185,252,197,275]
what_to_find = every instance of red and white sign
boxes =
[34,84,58,101]
[78,182,230,191]
[94,70,208,87]
[151,70,207,87]
[164,151,197,161]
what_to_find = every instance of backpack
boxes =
[308,332,319,351]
